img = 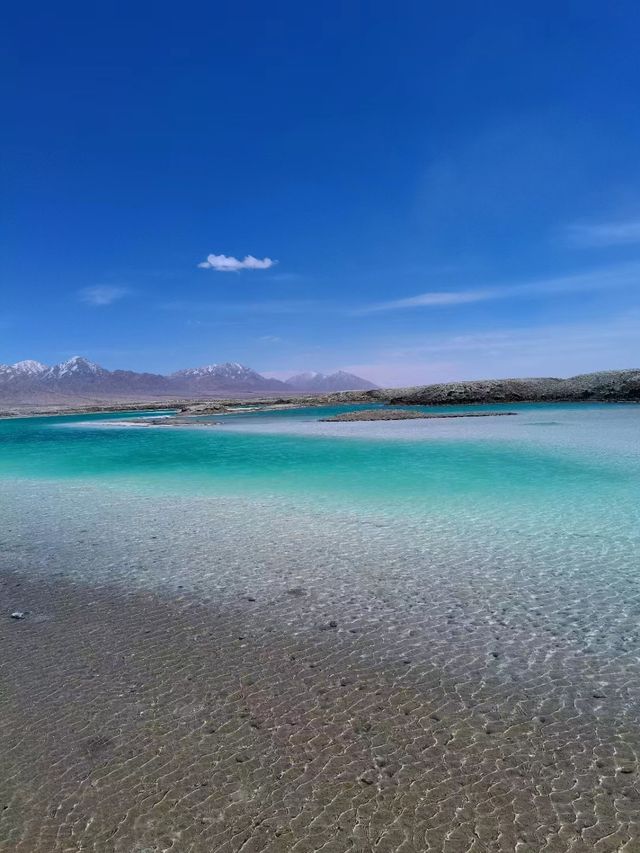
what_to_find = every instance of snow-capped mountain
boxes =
[0,356,171,399]
[169,362,287,393]
[171,362,254,379]
[0,356,376,402]
[11,360,48,376]
[0,360,49,381]
[285,370,378,393]
[45,356,108,381]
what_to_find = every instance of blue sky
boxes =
[3,0,640,385]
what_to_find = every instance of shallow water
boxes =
[1,403,640,851]
[2,403,639,519]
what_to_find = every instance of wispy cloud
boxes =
[78,286,129,306]
[198,253,277,272]
[259,335,283,343]
[369,289,498,309]
[565,219,640,248]
[362,263,640,313]
[264,271,303,283]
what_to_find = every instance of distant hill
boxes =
[284,371,378,393]
[383,369,640,404]
[0,356,377,403]
[170,363,286,395]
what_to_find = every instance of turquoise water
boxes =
[3,402,640,850]
[1,403,639,535]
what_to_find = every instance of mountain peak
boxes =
[285,370,378,393]
[169,361,286,392]
[61,355,96,367]
[41,356,109,384]
[12,360,48,375]
[53,356,105,376]
[171,362,263,379]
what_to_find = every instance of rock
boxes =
[286,587,306,597]
[320,409,518,422]
[386,370,640,405]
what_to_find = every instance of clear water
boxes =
[1,402,639,542]
[2,404,640,849]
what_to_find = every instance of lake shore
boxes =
[2,476,640,851]
[2,368,639,419]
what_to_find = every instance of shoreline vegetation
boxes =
[1,368,638,419]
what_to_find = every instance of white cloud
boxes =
[78,286,129,306]
[259,335,283,343]
[363,263,640,312]
[565,219,640,248]
[371,289,499,309]
[198,253,277,272]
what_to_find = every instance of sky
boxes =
[2,0,640,386]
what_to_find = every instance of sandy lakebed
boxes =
[1,403,640,852]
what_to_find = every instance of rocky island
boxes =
[319,409,518,422]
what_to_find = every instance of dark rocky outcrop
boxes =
[385,370,640,405]
[319,410,518,422]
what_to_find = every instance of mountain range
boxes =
[283,371,378,393]
[0,357,377,402]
